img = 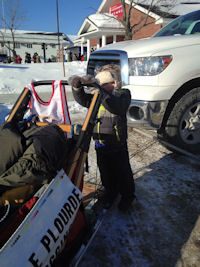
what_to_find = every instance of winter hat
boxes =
[95,71,115,86]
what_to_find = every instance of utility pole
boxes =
[56,0,60,52]
[1,0,5,31]
[56,0,65,76]
[42,43,46,63]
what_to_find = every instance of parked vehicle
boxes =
[87,10,200,153]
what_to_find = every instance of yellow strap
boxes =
[97,104,106,144]
[114,125,120,141]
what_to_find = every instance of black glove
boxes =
[68,75,82,89]
[69,75,97,87]
[80,75,97,85]
[80,75,99,94]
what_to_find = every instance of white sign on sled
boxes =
[0,170,82,267]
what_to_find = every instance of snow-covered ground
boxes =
[0,61,87,94]
[79,130,200,267]
[0,62,200,267]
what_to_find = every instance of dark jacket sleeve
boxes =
[101,89,131,116]
[72,87,93,108]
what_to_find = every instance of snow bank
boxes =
[0,61,87,94]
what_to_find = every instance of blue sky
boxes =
[3,0,103,36]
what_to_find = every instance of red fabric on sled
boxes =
[65,209,86,246]
[0,197,37,248]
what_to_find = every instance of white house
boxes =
[0,29,73,62]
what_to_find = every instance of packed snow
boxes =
[87,13,124,29]
[0,61,87,94]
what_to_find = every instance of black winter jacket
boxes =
[72,87,131,145]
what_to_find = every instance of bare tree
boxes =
[119,0,177,40]
[0,0,26,62]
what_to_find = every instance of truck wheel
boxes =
[163,87,200,153]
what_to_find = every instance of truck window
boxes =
[87,59,120,76]
[154,9,200,37]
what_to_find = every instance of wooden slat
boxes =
[82,183,101,207]
[82,91,99,131]
[73,152,87,189]
[36,122,71,133]
[7,88,29,122]
[67,148,81,180]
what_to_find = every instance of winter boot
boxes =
[118,196,134,212]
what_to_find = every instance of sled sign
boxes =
[0,170,82,267]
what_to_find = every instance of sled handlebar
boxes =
[80,82,101,89]
[32,80,69,86]
[31,80,107,95]
[80,82,112,96]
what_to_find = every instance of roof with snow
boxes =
[0,28,74,45]
[67,35,78,42]
[87,13,124,28]
[170,1,200,15]
[98,0,200,18]
[78,13,125,37]
[140,1,200,17]
[0,29,65,36]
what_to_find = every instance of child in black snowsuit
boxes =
[70,64,135,212]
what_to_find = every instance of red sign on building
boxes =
[109,3,123,18]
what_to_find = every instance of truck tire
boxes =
[163,87,200,153]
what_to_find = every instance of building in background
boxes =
[64,34,86,62]
[76,0,200,59]
[0,29,73,63]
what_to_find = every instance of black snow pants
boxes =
[96,143,135,201]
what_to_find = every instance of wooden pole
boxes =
[62,47,66,77]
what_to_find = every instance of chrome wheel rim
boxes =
[179,102,200,144]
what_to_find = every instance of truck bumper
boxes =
[127,99,168,129]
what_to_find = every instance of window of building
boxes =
[26,43,32,48]
[1,43,4,47]
[51,44,56,48]
[14,43,20,49]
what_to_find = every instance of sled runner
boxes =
[0,80,104,266]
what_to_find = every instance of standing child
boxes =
[69,64,135,212]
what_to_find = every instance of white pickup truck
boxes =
[87,10,200,153]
